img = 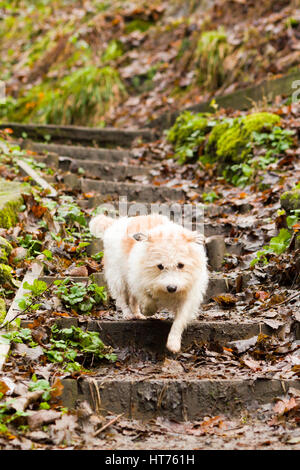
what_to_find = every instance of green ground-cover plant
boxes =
[251,208,299,266]
[2,318,117,373]
[43,195,93,256]
[48,324,117,369]
[53,278,107,315]
[2,327,38,347]
[167,111,295,186]
[0,400,28,435]
[16,279,48,313]
[166,111,212,164]
[102,39,124,63]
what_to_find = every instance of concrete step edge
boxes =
[61,377,300,420]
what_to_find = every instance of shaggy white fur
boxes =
[89,213,208,353]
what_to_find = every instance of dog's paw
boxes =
[133,312,147,320]
[166,335,181,354]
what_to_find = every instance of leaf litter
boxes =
[0,1,300,449]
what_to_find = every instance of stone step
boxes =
[39,272,238,303]
[41,317,278,354]
[64,176,185,202]
[1,123,155,147]
[61,376,300,420]
[60,157,150,181]
[19,141,132,163]
[148,70,300,130]
[82,196,230,218]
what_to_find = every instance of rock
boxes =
[11,246,28,264]
[0,297,6,323]
[86,238,104,256]
[280,188,300,213]
[65,265,89,277]
[0,179,30,228]
[0,236,13,255]
[0,236,13,263]
[27,409,61,430]
[0,263,13,284]
[205,236,225,271]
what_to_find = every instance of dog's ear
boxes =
[192,232,205,245]
[132,232,148,242]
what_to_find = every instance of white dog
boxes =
[89,213,208,353]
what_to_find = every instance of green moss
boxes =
[0,264,13,284]
[166,111,210,163]
[210,112,281,163]
[0,298,6,323]
[0,236,13,256]
[280,188,300,212]
[124,19,153,34]
[0,198,23,229]
[0,297,6,323]
[0,236,13,264]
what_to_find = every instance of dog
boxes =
[89,213,208,353]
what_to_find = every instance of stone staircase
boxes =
[9,123,299,421]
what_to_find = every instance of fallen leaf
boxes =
[213,293,238,307]
[27,409,61,430]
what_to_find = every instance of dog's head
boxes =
[132,224,206,297]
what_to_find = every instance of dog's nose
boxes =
[167,285,177,293]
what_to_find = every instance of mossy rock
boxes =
[0,179,30,229]
[0,263,13,284]
[206,112,281,163]
[0,236,13,264]
[280,188,300,212]
[0,298,6,323]
[0,236,13,254]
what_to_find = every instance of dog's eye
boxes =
[157,264,164,270]
[177,263,184,269]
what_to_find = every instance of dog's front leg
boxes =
[166,300,196,353]
[129,295,146,320]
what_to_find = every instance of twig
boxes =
[93,413,124,437]
[261,291,299,312]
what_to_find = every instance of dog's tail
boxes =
[89,214,115,238]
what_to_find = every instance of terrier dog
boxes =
[89,213,208,353]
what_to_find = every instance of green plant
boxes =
[16,279,48,312]
[0,400,28,435]
[196,28,230,90]
[17,234,43,258]
[210,113,281,164]
[47,324,117,370]
[55,196,87,227]
[2,328,38,347]
[102,39,123,62]
[124,19,153,34]
[166,111,211,163]
[1,66,126,126]
[28,379,52,401]
[91,251,104,262]
[167,111,293,186]
[251,228,292,266]
[54,278,107,314]
[202,191,219,203]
